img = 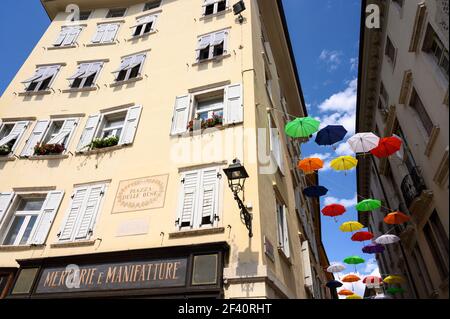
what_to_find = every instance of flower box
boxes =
[90,136,119,150]
[34,143,65,156]
[187,115,224,131]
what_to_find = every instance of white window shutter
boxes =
[75,185,104,240]
[59,188,88,241]
[170,95,191,135]
[198,168,220,227]
[301,241,313,288]
[104,24,119,42]
[54,28,69,46]
[31,191,64,245]
[21,120,49,157]
[47,119,77,146]
[92,24,106,43]
[120,106,142,145]
[224,84,243,125]
[63,27,81,46]
[177,171,199,229]
[77,114,100,152]
[0,121,28,149]
[282,205,290,258]
[0,193,14,225]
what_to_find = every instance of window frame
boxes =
[192,88,225,123]
[385,35,397,67]
[97,111,127,140]
[276,200,290,258]
[203,0,228,16]
[106,8,127,19]
[40,118,78,150]
[0,121,28,154]
[69,62,103,89]
[114,54,147,83]
[53,26,82,47]
[131,15,157,38]
[409,88,434,137]
[196,30,229,62]
[144,0,162,11]
[92,23,120,44]
[23,65,61,93]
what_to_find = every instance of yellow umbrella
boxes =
[383,275,405,284]
[339,221,364,233]
[346,294,363,299]
[330,156,358,172]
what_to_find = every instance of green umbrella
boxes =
[285,117,320,138]
[355,199,381,212]
[343,256,365,265]
[387,287,405,295]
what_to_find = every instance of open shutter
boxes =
[81,62,102,79]
[21,120,49,157]
[196,34,212,60]
[282,205,290,257]
[198,168,220,227]
[75,184,104,240]
[120,106,142,145]
[59,188,87,241]
[63,27,81,46]
[54,28,69,46]
[31,191,64,245]
[67,63,89,82]
[170,95,191,135]
[0,193,14,225]
[224,84,243,125]
[47,119,77,146]
[103,24,119,43]
[92,24,106,43]
[0,121,28,149]
[177,171,199,229]
[77,114,100,152]
[301,241,314,288]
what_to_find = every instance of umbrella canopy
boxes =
[326,280,343,289]
[315,125,348,146]
[342,274,361,283]
[375,234,401,245]
[363,276,383,288]
[338,289,355,296]
[355,199,381,212]
[346,294,363,299]
[387,287,405,295]
[384,211,410,225]
[343,256,365,265]
[330,156,358,172]
[298,157,324,173]
[321,204,346,217]
[326,262,346,273]
[347,132,380,153]
[351,231,374,242]
[383,275,405,284]
[303,186,328,198]
[362,243,385,254]
[339,221,364,233]
[285,117,320,138]
[370,136,402,158]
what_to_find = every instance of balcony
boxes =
[400,167,427,207]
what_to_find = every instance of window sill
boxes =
[192,53,231,66]
[173,122,243,137]
[18,90,52,97]
[50,240,96,248]
[128,30,157,41]
[76,144,128,155]
[200,8,232,20]
[0,244,45,252]
[0,156,16,162]
[27,154,70,160]
[169,227,225,239]
[277,247,292,265]
[110,76,144,87]
[86,41,118,48]
[62,86,98,93]
[47,44,77,50]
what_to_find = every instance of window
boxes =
[380,81,389,106]
[170,84,243,135]
[106,8,126,18]
[113,54,146,82]
[10,268,39,295]
[76,106,142,152]
[409,88,434,136]
[132,15,156,37]
[203,0,227,16]
[424,210,449,280]
[196,30,228,61]
[92,23,120,44]
[423,25,449,79]
[0,121,28,156]
[57,184,105,242]
[385,36,397,65]
[21,65,61,92]
[265,65,273,102]
[67,62,103,89]
[176,167,222,230]
[53,26,82,47]
[268,115,284,174]
[78,11,92,21]
[0,191,64,246]
[144,0,161,11]
[411,244,434,298]
[20,119,78,157]
[276,201,290,258]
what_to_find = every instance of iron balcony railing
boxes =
[400,166,427,208]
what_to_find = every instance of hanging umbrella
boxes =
[339,221,364,233]
[363,276,383,288]
[343,256,365,265]
[384,211,410,225]
[321,204,346,218]
[370,136,402,158]
[303,186,328,198]
[298,158,324,173]
[373,294,392,299]
[375,234,400,245]
[355,199,381,212]
[383,275,405,284]
[315,125,348,146]
[387,287,405,295]
[362,243,385,254]
[347,132,380,153]
[342,274,361,283]
[351,231,374,242]
[338,289,354,296]
[346,294,363,299]
[330,156,358,172]
[326,262,346,273]
[285,117,321,138]
[326,280,343,289]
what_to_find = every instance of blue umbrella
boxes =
[303,186,328,198]
[315,125,348,146]
[326,280,343,289]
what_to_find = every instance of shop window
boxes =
[192,254,218,285]
[11,268,39,295]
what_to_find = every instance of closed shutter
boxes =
[224,84,243,125]
[0,121,28,149]
[0,193,14,225]
[103,24,119,42]
[92,24,106,43]
[63,27,81,46]
[47,119,77,146]
[282,205,290,258]
[31,191,64,245]
[177,171,199,229]
[59,188,87,241]
[75,185,104,240]
[77,114,100,152]
[301,241,313,288]
[170,95,191,135]
[120,106,142,145]
[198,168,220,227]
[21,120,49,157]
[54,28,69,46]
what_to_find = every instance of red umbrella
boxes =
[370,136,402,158]
[384,211,410,225]
[351,231,374,242]
[363,276,383,288]
[321,204,346,217]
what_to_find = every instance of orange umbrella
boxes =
[298,157,324,173]
[341,274,361,283]
[338,289,355,296]
[384,211,410,225]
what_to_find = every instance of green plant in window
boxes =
[90,136,119,149]
[34,143,65,156]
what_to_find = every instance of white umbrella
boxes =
[347,133,380,154]
[327,262,346,273]
[375,234,400,245]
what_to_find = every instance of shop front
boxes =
[6,242,228,299]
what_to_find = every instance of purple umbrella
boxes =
[362,243,385,254]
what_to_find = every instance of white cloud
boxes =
[364,258,379,274]
[335,142,355,156]
[305,153,331,161]
[319,50,343,71]
[350,57,358,71]
[318,78,357,113]
[337,259,381,299]
[323,194,357,208]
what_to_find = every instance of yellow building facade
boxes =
[0,0,331,299]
